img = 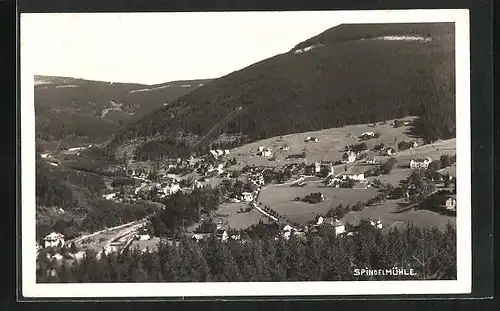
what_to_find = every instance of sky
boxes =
[21,12,343,85]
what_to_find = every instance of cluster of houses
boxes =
[42,231,65,248]
[209,149,231,160]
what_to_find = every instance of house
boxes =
[369,218,383,230]
[257,146,266,152]
[241,192,254,202]
[216,149,224,157]
[209,150,219,159]
[440,195,457,211]
[304,136,319,143]
[320,163,335,176]
[333,221,346,236]
[281,144,290,151]
[342,151,356,163]
[224,150,231,155]
[46,252,64,261]
[43,232,65,248]
[282,224,299,240]
[158,183,181,196]
[342,173,365,181]
[365,157,378,164]
[215,229,229,242]
[325,176,342,187]
[192,233,211,242]
[410,141,419,148]
[136,233,151,241]
[71,251,86,261]
[230,234,241,241]
[359,132,375,139]
[410,156,432,169]
[384,147,396,156]
[257,148,273,157]
[304,162,321,175]
[316,216,325,225]
[107,241,124,253]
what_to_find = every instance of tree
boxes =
[381,158,397,174]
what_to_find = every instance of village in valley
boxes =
[38,117,457,266]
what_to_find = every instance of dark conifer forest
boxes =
[37,222,456,282]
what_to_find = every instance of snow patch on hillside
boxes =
[293,44,324,54]
[56,85,79,88]
[363,35,433,42]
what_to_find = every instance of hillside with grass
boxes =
[35,75,212,150]
[109,23,455,161]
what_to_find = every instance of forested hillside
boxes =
[110,23,455,160]
[35,75,212,150]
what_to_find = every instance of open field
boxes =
[217,203,269,230]
[258,184,380,225]
[230,117,418,167]
[342,199,456,230]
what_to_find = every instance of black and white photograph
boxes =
[20,9,471,297]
